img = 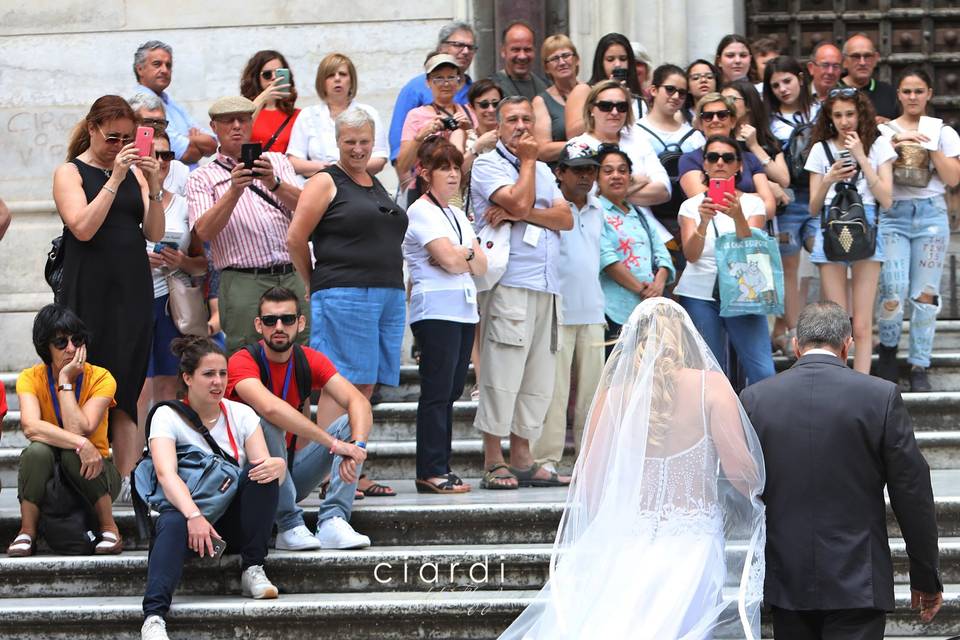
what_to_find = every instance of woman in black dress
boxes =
[52,95,165,490]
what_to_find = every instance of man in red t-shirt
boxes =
[228,287,371,550]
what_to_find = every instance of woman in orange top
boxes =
[240,50,301,154]
[8,305,122,557]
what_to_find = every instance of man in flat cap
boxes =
[186,96,304,353]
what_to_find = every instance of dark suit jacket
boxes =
[740,353,942,611]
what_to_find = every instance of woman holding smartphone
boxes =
[240,50,301,154]
[806,88,896,374]
[141,336,285,640]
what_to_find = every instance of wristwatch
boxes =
[268,175,282,192]
[350,439,367,449]
[466,248,475,262]
[57,383,74,392]
[150,189,163,202]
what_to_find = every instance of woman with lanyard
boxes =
[396,52,473,206]
[140,335,286,640]
[402,139,487,493]
[10,304,122,557]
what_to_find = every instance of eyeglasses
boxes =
[725,94,745,102]
[545,51,576,65]
[813,62,842,71]
[594,100,629,113]
[259,314,298,327]
[442,40,478,52]
[828,87,858,99]
[51,334,86,350]
[845,52,876,61]
[212,114,253,124]
[704,151,738,163]
[699,109,731,121]
[688,72,715,82]
[97,125,133,145]
[474,99,501,110]
[155,150,175,161]
[430,75,461,86]
[141,117,168,130]
[659,85,688,98]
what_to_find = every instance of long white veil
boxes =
[500,298,766,640]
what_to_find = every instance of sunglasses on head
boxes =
[51,334,85,350]
[828,87,858,99]
[704,151,738,163]
[700,109,731,121]
[474,99,501,109]
[659,85,688,98]
[259,314,298,327]
[97,125,133,145]
[155,150,175,161]
[594,100,630,113]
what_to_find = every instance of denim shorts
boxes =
[810,203,885,265]
[310,286,406,386]
[147,294,182,378]
[775,194,818,257]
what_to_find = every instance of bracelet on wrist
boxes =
[187,511,202,520]
[102,184,117,195]
[694,228,707,239]
[350,439,367,450]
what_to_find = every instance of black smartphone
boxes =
[241,142,262,170]
[612,67,629,82]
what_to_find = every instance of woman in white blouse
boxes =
[286,53,388,180]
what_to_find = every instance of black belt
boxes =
[223,263,295,276]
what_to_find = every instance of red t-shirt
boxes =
[227,343,337,409]
[251,108,301,155]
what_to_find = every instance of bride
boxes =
[499,298,766,640]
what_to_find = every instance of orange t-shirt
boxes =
[16,363,117,457]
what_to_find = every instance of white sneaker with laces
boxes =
[115,476,132,506]
[141,615,169,640]
[275,524,323,550]
[241,564,278,599]
[315,516,371,549]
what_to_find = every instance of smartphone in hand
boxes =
[274,68,291,94]
[707,176,735,204]
[210,535,227,560]
[241,142,262,170]
[611,67,629,82]
[135,126,155,157]
[837,149,855,168]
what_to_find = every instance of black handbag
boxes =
[820,144,875,262]
[38,450,98,555]
[44,231,65,302]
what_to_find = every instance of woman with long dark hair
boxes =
[239,50,300,154]
[715,34,756,84]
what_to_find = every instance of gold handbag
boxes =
[892,141,932,188]
[166,271,208,337]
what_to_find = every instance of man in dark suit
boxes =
[740,302,942,639]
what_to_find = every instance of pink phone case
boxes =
[135,126,154,157]
[707,176,734,203]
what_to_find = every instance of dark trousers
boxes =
[411,319,474,479]
[142,475,279,619]
[771,606,886,640]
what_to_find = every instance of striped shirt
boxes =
[186,152,297,270]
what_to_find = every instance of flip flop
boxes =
[480,463,518,490]
[95,531,123,555]
[7,533,34,557]
[509,462,571,488]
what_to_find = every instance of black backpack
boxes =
[635,123,697,234]
[774,113,814,188]
[39,450,98,555]
[243,343,312,467]
[820,143,875,262]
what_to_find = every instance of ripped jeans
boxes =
[877,196,950,367]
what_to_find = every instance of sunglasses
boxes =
[474,99,501,110]
[97,125,133,145]
[594,100,629,113]
[51,334,86,350]
[659,85,688,98]
[828,87,858,99]
[260,70,277,80]
[704,151,738,163]
[259,314,298,327]
[155,150,175,161]
[700,109,731,121]
[141,117,169,130]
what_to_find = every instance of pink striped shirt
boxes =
[186,152,297,269]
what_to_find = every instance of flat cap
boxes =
[208,96,255,118]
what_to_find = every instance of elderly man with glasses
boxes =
[186,96,304,354]
[807,42,843,103]
[840,33,898,122]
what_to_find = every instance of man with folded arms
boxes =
[187,96,303,353]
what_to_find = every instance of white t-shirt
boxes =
[148,399,260,467]
[568,129,671,196]
[286,101,388,172]
[163,160,190,197]
[402,197,479,324]
[674,192,768,301]
[804,137,897,206]
[878,120,960,200]
[146,194,192,298]
[768,105,820,148]
[634,117,706,155]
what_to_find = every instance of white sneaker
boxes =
[141,615,169,640]
[315,516,371,549]
[115,476,132,506]
[241,564,278,599]
[275,525,323,551]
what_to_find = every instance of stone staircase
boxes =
[0,321,958,639]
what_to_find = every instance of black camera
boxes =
[440,116,459,131]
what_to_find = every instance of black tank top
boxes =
[309,165,408,292]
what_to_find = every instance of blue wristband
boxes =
[351,440,367,449]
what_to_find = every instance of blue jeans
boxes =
[678,296,775,386]
[877,196,950,368]
[261,416,361,533]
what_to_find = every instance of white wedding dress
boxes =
[499,298,766,640]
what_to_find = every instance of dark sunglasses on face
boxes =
[594,100,629,113]
[260,314,298,327]
[474,99,501,110]
[155,150,175,161]
[700,109,731,121]
[828,87,858,99]
[51,334,86,350]
[260,70,276,80]
[659,85,688,98]
[704,151,738,163]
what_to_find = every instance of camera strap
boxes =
[213,159,284,213]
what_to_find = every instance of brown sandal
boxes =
[415,473,471,494]
[480,463,518,490]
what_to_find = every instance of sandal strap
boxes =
[99,531,119,543]
[9,534,33,548]
[443,472,464,486]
